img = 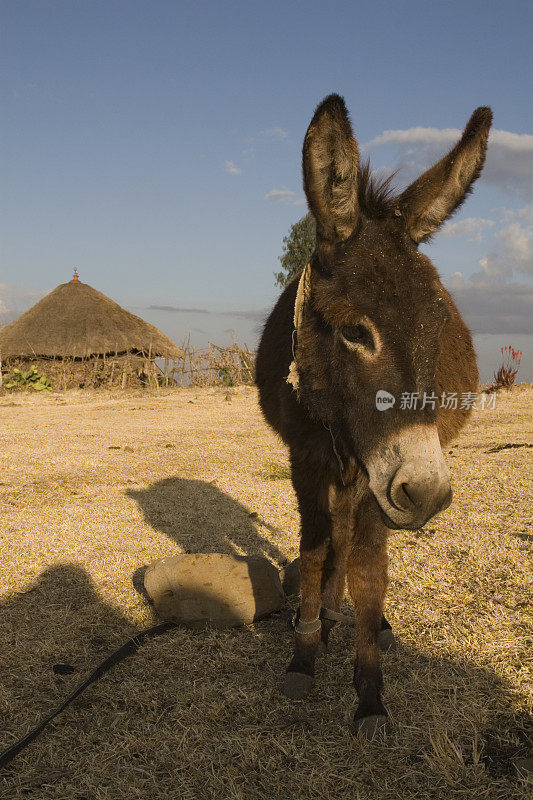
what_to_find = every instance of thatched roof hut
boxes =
[0,272,181,361]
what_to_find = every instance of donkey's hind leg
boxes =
[319,483,354,650]
[283,460,330,700]
[346,492,389,738]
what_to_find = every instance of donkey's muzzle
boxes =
[386,463,452,529]
[366,423,452,530]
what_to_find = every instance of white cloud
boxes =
[369,126,460,149]
[367,126,533,200]
[265,186,306,206]
[225,160,242,175]
[245,127,290,145]
[440,217,495,243]
[0,283,45,324]
[497,222,533,269]
[446,272,533,334]
[258,127,289,140]
[441,204,533,334]
[471,213,533,282]
[501,203,533,224]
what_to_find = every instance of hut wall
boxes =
[0,354,169,390]
[0,342,257,391]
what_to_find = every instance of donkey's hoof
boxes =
[352,714,388,740]
[378,628,397,651]
[283,672,314,699]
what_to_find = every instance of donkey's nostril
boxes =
[390,479,423,511]
[388,466,452,521]
[398,480,429,511]
[387,475,418,511]
[400,482,417,509]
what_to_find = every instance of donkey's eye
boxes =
[340,324,374,350]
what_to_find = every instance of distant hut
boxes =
[0,271,182,389]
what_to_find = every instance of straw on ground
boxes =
[0,384,531,799]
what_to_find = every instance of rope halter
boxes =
[286,263,312,397]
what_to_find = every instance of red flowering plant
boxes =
[490,345,523,390]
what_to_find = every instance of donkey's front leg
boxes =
[346,494,389,738]
[283,539,328,698]
[283,462,330,700]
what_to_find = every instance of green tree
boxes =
[274,213,316,287]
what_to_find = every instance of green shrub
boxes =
[5,365,52,391]
[218,366,234,387]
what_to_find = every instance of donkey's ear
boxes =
[303,94,360,243]
[398,107,492,243]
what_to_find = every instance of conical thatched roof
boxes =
[0,277,182,360]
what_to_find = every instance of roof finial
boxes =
[71,268,80,283]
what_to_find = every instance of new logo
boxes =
[375,390,395,411]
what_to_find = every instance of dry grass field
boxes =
[0,385,531,800]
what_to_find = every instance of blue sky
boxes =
[1,0,532,380]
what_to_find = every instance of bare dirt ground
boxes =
[0,385,531,800]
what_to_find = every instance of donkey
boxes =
[255,95,491,738]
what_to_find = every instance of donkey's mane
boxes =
[357,161,398,219]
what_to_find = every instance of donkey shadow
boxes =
[1,565,529,787]
[127,477,288,567]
